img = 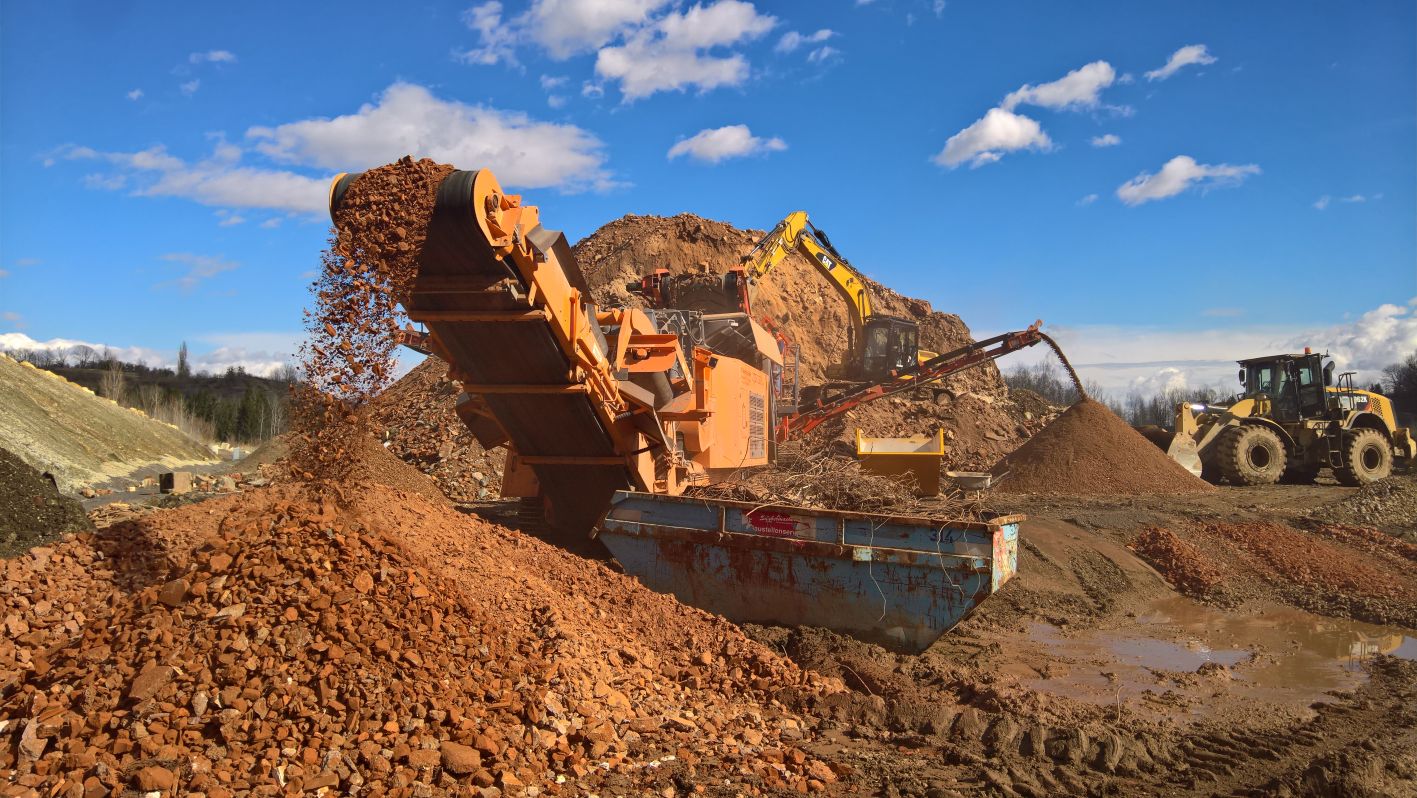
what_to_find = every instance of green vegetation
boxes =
[7,343,296,446]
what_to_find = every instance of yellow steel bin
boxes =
[855,429,945,496]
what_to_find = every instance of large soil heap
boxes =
[370,357,505,504]
[992,399,1214,494]
[572,213,1038,468]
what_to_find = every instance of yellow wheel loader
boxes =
[1156,351,1412,486]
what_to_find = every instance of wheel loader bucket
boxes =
[1166,435,1203,477]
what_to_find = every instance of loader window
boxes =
[1248,365,1276,395]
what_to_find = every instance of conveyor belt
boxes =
[334,170,632,536]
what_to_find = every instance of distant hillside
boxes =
[9,353,294,445]
[0,354,216,491]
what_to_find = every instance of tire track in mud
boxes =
[799,657,1417,793]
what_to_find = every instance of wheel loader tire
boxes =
[1334,428,1393,486]
[1215,425,1286,486]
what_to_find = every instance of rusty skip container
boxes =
[595,491,1022,652]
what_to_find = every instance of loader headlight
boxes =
[1190,403,1208,412]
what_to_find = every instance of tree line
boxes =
[7,342,298,446]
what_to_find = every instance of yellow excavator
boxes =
[727,211,925,382]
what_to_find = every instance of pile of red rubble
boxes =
[1,472,846,797]
[370,357,505,504]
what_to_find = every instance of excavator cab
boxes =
[858,316,920,381]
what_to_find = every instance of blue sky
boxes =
[2,1,1414,392]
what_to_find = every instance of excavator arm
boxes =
[738,211,880,372]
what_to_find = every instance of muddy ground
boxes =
[735,479,1417,797]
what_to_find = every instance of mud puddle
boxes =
[1014,596,1415,719]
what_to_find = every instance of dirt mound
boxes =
[574,214,996,389]
[572,212,1034,468]
[0,354,215,493]
[1310,474,1417,538]
[0,448,91,557]
[992,399,1215,495]
[2,480,845,795]
[371,356,505,503]
[344,432,452,507]
[1131,527,1226,599]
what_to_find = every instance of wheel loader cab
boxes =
[858,316,919,381]
[1238,354,1328,422]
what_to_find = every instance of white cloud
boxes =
[807,46,839,64]
[933,0,946,17]
[1001,60,1116,112]
[248,82,611,191]
[459,1,519,65]
[1090,133,1121,148]
[260,218,283,229]
[179,79,201,96]
[64,83,614,217]
[461,0,669,63]
[776,28,832,54]
[582,81,605,98]
[933,107,1051,169]
[215,210,246,226]
[547,94,567,108]
[189,50,237,64]
[159,253,238,293]
[1284,300,1417,374]
[1317,193,1381,210]
[1077,193,1098,206]
[524,0,670,59]
[594,0,777,100]
[62,142,330,214]
[667,124,786,163]
[1203,307,1244,318]
[0,269,9,279]
[126,89,144,101]
[2,312,23,329]
[1145,44,1216,81]
[1116,155,1259,205]
[539,74,568,90]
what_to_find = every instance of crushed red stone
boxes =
[293,157,455,482]
[992,399,1214,495]
[1203,521,1410,600]
[1,481,846,796]
[1131,527,1225,597]
[371,356,505,503]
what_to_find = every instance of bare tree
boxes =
[263,388,287,440]
[99,359,127,404]
[138,383,165,416]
